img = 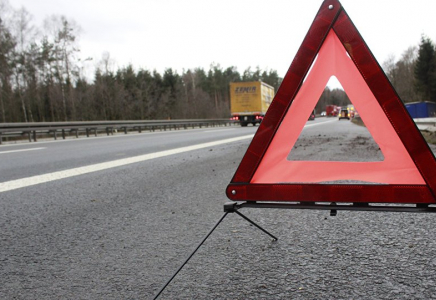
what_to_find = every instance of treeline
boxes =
[384,36,436,103]
[89,65,282,121]
[0,1,435,123]
[0,2,282,122]
[0,1,283,122]
[315,88,351,113]
[0,3,86,123]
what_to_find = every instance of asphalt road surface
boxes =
[1,118,436,299]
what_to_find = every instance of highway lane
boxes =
[2,117,436,299]
[0,122,264,299]
[0,125,257,183]
[0,118,333,186]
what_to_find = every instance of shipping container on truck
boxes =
[405,101,436,118]
[229,81,274,126]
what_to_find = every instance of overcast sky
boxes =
[6,0,436,84]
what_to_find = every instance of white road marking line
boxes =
[304,119,338,128]
[0,134,254,193]
[0,119,337,193]
[0,147,46,154]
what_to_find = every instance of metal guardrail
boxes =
[414,118,436,132]
[0,119,237,144]
[1,117,434,145]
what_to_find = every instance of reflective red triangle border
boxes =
[226,0,436,204]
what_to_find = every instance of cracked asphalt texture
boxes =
[1,120,436,299]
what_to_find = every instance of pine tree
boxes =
[414,36,436,102]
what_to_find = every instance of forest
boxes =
[0,1,435,123]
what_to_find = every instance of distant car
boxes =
[320,111,326,116]
[339,109,350,120]
[308,110,316,120]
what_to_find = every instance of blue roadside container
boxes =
[405,101,436,118]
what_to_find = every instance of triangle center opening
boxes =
[287,76,384,162]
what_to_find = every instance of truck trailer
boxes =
[229,81,274,126]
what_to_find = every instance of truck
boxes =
[229,81,274,126]
[325,105,338,117]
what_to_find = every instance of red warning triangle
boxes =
[226,0,436,204]
[253,30,423,185]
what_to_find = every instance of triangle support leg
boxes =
[224,202,278,241]
[234,210,278,241]
[153,212,229,300]
[153,203,278,299]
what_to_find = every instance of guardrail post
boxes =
[94,128,97,137]
[86,128,89,137]
[33,131,37,142]
[106,127,110,136]
[124,127,127,134]
[27,131,31,142]
[53,130,57,140]
[0,132,2,144]
[62,129,66,139]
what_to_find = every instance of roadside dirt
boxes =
[421,131,436,145]
[289,120,383,162]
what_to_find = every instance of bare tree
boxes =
[11,7,37,122]
[0,3,16,122]
[384,47,419,103]
[43,15,81,121]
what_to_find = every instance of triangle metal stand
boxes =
[152,202,277,300]
[153,200,436,299]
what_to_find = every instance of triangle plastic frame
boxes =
[226,0,436,204]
